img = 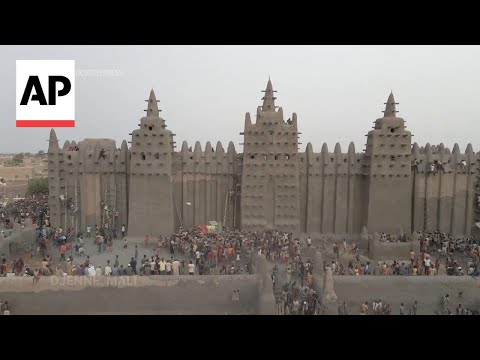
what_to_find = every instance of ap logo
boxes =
[16,60,75,128]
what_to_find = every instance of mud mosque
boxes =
[47,79,480,239]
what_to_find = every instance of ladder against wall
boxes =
[64,179,80,234]
[223,186,239,230]
[101,185,118,231]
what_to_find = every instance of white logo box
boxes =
[16,60,75,127]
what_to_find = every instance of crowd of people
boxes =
[276,262,321,315]
[3,193,480,315]
[357,300,422,315]
[355,292,476,315]
[323,230,479,278]
[418,230,479,275]
[28,228,309,280]
[0,195,49,231]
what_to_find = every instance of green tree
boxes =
[26,177,48,195]
[5,153,25,166]
[37,150,45,156]
[12,153,24,162]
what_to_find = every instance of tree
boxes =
[13,153,25,162]
[26,177,48,195]
[5,153,25,166]
[37,150,45,156]
[3,153,24,167]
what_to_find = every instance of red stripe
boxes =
[16,120,75,128]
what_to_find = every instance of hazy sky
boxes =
[1,45,479,154]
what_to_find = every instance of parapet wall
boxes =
[0,275,261,315]
[367,232,420,261]
[334,276,480,315]
[0,227,35,258]
[369,241,420,261]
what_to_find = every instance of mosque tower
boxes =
[127,90,175,238]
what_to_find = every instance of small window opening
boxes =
[67,155,71,160]
[141,152,146,160]
[263,155,267,160]
[149,126,153,131]
[250,155,255,159]
[391,156,395,161]
[155,152,160,159]
[390,128,395,133]
[286,155,290,160]
[330,158,334,162]
[343,158,347,163]
[275,155,278,160]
